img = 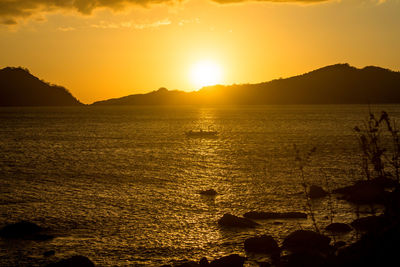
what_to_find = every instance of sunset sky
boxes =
[1,0,399,104]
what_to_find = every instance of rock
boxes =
[32,234,54,241]
[199,257,209,266]
[199,189,217,196]
[309,185,328,199]
[334,220,400,266]
[0,221,42,239]
[282,230,331,252]
[244,235,280,254]
[209,254,245,267]
[282,250,327,267]
[257,262,271,267]
[371,176,397,188]
[218,214,259,228]
[176,261,199,267]
[243,211,307,219]
[348,184,385,204]
[43,250,56,257]
[350,216,388,232]
[46,255,95,267]
[333,180,386,204]
[333,241,346,249]
[325,223,352,233]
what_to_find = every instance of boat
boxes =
[185,126,218,137]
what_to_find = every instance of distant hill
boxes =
[93,64,400,105]
[0,67,82,106]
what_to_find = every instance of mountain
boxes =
[0,67,82,106]
[93,64,400,105]
[93,87,192,106]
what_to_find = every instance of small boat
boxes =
[185,126,218,137]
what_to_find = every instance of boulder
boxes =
[333,241,346,249]
[325,223,352,233]
[309,185,328,199]
[209,254,245,267]
[199,257,209,266]
[282,230,331,252]
[281,250,327,267]
[371,176,397,188]
[243,211,307,219]
[32,234,54,241]
[335,220,400,266]
[43,250,56,257]
[244,235,280,254]
[218,214,259,228]
[333,180,386,204]
[199,189,217,196]
[176,261,199,267]
[350,216,388,232]
[0,221,43,239]
[46,255,95,267]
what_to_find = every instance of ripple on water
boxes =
[0,105,397,265]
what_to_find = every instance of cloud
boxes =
[58,26,75,31]
[0,0,329,25]
[1,18,17,25]
[0,0,170,25]
[88,18,171,29]
[90,19,171,29]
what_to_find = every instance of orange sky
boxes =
[1,0,399,104]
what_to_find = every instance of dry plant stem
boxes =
[381,112,400,183]
[321,169,335,224]
[295,146,319,233]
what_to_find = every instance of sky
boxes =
[0,0,399,104]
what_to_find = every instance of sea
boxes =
[1,105,399,266]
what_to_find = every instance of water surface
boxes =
[1,105,399,266]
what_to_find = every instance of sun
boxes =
[190,60,222,89]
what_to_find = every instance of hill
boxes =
[0,67,82,106]
[92,64,400,105]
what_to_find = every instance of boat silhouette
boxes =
[185,126,218,138]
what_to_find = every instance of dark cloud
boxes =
[0,0,169,24]
[1,18,17,25]
[0,0,328,25]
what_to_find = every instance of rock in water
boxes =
[0,221,42,239]
[43,250,56,257]
[176,261,199,267]
[243,211,307,219]
[308,185,328,199]
[282,250,327,267]
[325,223,352,233]
[46,255,95,267]
[209,254,245,267]
[199,257,209,266]
[283,230,331,251]
[199,189,217,196]
[218,214,259,228]
[350,216,388,232]
[244,235,280,254]
[333,180,386,204]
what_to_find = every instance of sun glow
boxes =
[190,60,222,89]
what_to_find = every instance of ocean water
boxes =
[1,105,400,266]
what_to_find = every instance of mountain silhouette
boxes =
[0,67,82,106]
[2,64,400,106]
[93,63,400,105]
